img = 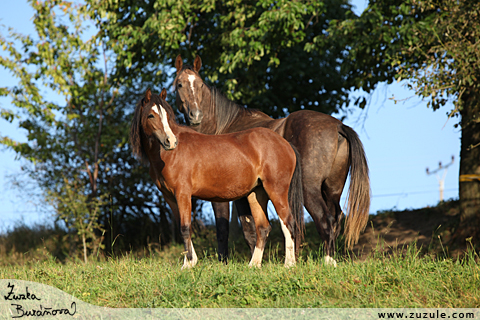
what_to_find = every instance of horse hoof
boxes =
[248,260,262,268]
[181,262,194,270]
[324,255,337,267]
[182,257,198,270]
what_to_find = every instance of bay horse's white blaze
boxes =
[153,103,177,147]
[181,241,198,270]
[280,219,295,268]
[249,246,264,268]
[324,255,337,267]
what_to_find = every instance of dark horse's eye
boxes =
[177,83,183,88]
[148,114,155,119]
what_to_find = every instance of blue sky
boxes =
[0,0,461,231]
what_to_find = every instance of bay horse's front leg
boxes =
[246,188,270,268]
[176,193,198,269]
[211,202,229,263]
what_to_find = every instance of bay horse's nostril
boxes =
[165,137,172,148]
[164,135,177,150]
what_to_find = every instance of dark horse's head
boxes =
[131,89,178,162]
[173,55,204,126]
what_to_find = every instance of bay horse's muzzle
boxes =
[154,130,178,151]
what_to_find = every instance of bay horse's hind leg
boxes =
[247,187,271,268]
[234,197,257,255]
[266,188,296,268]
[211,202,230,263]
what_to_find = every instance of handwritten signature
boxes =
[4,282,76,318]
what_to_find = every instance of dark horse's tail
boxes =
[340,124,371,249]
[288,143,305,257]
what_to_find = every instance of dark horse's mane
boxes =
[130,92,177,164]
[174,64,256,135]
[210,86,257,135]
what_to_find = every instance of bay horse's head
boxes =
[174,55,205,126]
[141,88,178,151]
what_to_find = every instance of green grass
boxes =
[1,202,478,308]
[1,245,479,308]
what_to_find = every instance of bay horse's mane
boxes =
[130,91,177,164]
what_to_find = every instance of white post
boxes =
[426,156,454,203]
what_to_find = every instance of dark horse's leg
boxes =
[302,138,348,266]
[302,186,332,252]
[283,112,349,266]
[322,134,350,259]
[211,202,230,263]
[234,197,257,255]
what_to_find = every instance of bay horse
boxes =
[130,88,304,268]
[174,55,370,266]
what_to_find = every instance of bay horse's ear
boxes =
[175,55,183,74]
[145,88,152,104]
[193,55,202,73]
[160,88,167,100]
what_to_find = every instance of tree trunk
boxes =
[457,91,480,245]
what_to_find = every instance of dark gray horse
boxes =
[174,55,370,266]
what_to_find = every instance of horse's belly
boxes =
[191,170,258,202]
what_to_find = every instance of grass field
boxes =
[1,244,479,308]
[1,202,479,308]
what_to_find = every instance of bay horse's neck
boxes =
[202,86,276,135]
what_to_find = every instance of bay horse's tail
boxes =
[340,124,371,249]
[288,143,305,257]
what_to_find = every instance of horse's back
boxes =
[185,127,296,201]
[239,127,297,178]
[283,110,342,140]
[235,127,294,158]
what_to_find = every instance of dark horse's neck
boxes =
[205,86,273,135]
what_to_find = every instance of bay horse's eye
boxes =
[177,83,183,88]
[148,114,155,119]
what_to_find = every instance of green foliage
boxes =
[0,221,68,266]
[0,0,177,257]
[332,0,480,229]
[90,0,354,117]
[395,0,480,115]
[333,0,480,117]
[46,176,105,263]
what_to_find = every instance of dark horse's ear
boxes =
[160,88,167,101]
[144,88,152,105]
[193,55,202,73]
[175,55,183,74]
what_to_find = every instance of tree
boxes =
[329,0,480,244]
[0,0,177,258]
[47,176,105,263]
[90,0,356,117]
